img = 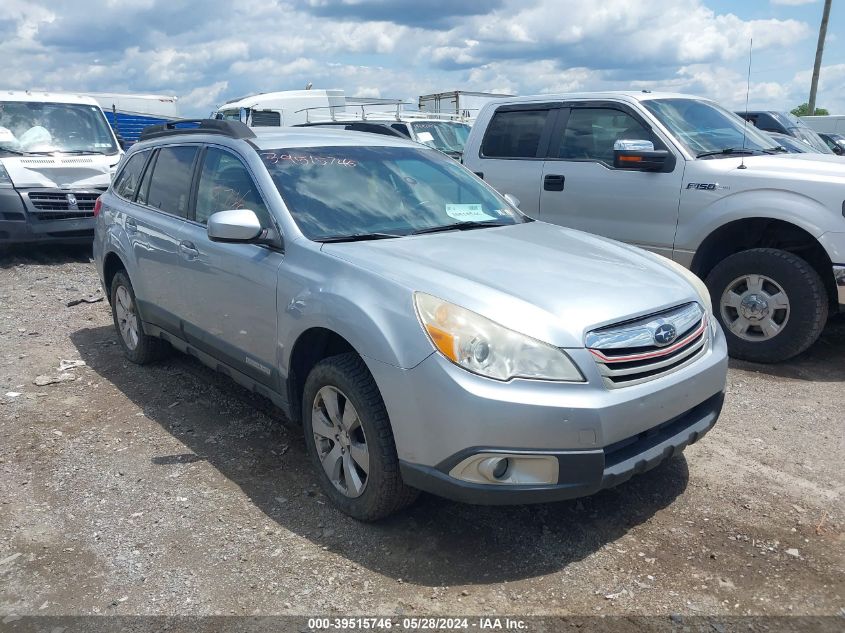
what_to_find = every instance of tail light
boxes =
[93,197,102,218]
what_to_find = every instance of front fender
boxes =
[677,188,833,253]
[276,245,435,379]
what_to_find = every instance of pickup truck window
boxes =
[558,108,657,163]
[643,98,777,156]
[195,148,271,226]
[481,109,550,158]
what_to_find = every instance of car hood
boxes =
[322,222,701,348]
[0,154,119,188]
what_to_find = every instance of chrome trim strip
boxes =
[585,302,704,350]
[599,343,709,388]
[597,334,707,377]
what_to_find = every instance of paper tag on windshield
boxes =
[445,204,496,222]
[416,131,435,143]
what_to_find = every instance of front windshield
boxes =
[643,98,779,156]
[260,145,523,240]
[410,121,471,155]
[0,101,118,155]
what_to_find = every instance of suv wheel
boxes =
[705,248,828,363]
[110,271,170,364]
[302,353,418,520]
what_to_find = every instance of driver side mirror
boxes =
[613,139,675,172]
[207,209,263,243]
[503,193,521,209]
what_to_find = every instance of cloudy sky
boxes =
[2,0,843,116]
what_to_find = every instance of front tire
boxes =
[302,353,418,520]
[110,271,170,364]
[705,248,828,363]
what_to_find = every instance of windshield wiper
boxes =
[316,232,402,243]
[411,220,511,235]
[695,147,771,158]
[57,150,108,155]
[0,148,25,156]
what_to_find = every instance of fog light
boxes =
[449,452,559,485]
[477,456,510,481]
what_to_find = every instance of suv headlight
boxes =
[414,292,584,382]
[0,164,12,188]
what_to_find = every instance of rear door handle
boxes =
[125,217,138,233]
[544,174,565,191]
[179,240,199,260]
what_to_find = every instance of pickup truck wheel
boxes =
[303,353,418,521]
[110,271,170,364]
[705,248,828,363]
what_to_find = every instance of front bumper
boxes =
[0,187,95,245]
[400,391,723,504]
[365,320,728,504]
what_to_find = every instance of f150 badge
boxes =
[686,182,730,191]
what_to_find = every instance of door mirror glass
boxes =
[207,209,263,242]
[503,193,521,209]
[613,139,654,152]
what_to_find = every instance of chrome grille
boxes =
[586,303,709,388]
[28,191,100,218]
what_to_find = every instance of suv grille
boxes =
[28,191,100,220]
[586,303,708,388]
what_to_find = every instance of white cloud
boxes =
[770,0,817,6]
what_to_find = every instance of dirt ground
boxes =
[0,246,842,626]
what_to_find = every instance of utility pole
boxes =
[808,0,832,116]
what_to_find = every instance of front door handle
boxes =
[179,240,199,260]
[544,174,565,191]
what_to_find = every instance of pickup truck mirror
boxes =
[613,139,674,172]
[207,209,263,243]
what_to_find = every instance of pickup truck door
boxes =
[176,145,284,389]
[471,104,559,218]
[538,103,684,257]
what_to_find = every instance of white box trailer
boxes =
[87,92,179,145]
[801,115,845,134]
[418,91,514,122]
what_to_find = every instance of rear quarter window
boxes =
[481,109,550,158]
[113,151,149,201]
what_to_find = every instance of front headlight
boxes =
[653,254,713,315]
[0,164,13,188]
[414,292,584,382]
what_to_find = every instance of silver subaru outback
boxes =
[93,120,728,520]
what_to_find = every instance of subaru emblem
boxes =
[66,193,78,210]
[653,323,677,347]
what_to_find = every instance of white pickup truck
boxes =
[463,91,845,363]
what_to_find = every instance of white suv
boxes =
[464,91,845,363]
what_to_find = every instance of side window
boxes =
[144,146,198,218]
[481,109,550,158]
[195,148,272,226]
[113,151,149,201]
[558,108,658,163]
[391,123,410,137]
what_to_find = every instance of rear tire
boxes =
[110,271,170,364]
[705,248,827,363]
[302,353,418,521]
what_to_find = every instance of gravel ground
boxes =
[0,246,843,625]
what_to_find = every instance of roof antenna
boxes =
[739,37,753,170]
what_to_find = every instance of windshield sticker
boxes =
[416,131,435,143]
[261,152,356,167]
[444,204,496,222]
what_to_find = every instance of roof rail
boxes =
[138,119,256,142]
